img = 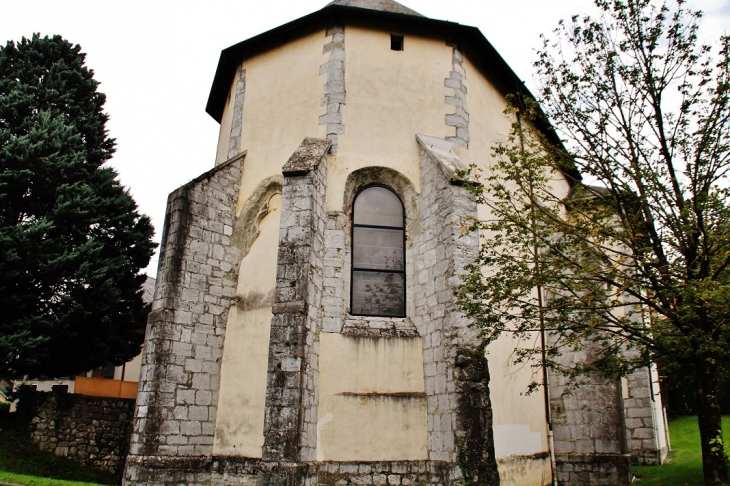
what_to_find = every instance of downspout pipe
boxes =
[516,106,558,486]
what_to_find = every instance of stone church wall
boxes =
[124,3,668,484]
[413,139,497,481]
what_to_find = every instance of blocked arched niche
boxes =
[214,176,282,458]
[343,166,420,241]
[231,175,283,260]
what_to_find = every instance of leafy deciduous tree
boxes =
[457,0,730,483]
[0,34,156,379]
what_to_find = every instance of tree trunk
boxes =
[695,358,728,485]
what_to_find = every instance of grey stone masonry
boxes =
[549,342,632,485]
[320,25,346,154]
[124,157,243,485]
[260,138,329,483]
[619,298,666,466]
[341,315,420,337]
[27,392,134,477]
[624,366,665,465]
[413,135,499,484]
[317,461,456,485]
[225,66,246,162]
[445,44,469,148]
[321,209,347,334]
[415,133,477,184]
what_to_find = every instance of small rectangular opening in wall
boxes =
[391,34,404,51]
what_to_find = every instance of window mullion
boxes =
[350,186,406,317]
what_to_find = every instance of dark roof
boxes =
[203,1,580,182]
[327,0,423,16]
[205,3,537,126]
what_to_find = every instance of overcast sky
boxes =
[2,0,728,275]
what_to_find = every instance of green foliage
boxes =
[633,416,730,485]
[456,0,729,482]
[660,355,730,414]
[0,34,155,379]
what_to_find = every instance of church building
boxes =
[123,1,668,484]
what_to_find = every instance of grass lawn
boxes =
[633,415,730,485]
[0,471,107,486]
[0,412,115,486]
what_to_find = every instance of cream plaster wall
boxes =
[458,53,576,469]
[486,332,550,458]
[215,75,238,166]
[326,27,453,212]
[317,334,428,461]
[207,19,574,475]
[122,353,142,382]
[233,32,327,216]
[650,364,668,455]
[214,194,281,457]
[459,54,563,468]
[456,56,514,173]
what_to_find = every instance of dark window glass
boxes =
[391,34,404,51]
[351,186,405,317]
[352,271,404,317]
[352,227,404,271]
[103,364,115,379]
[353,186,404,227]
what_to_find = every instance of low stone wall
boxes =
[25,391,135,476]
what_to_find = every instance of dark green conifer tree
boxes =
[0,34,155,379]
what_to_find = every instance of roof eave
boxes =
[205,4,531,123]
[203,4,578,182]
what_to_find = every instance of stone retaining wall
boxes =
[27,392,134,476]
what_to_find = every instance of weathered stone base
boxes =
[555,453,631,485]
[124,456,214,485]
[123,457,463,485]
[317,461,460,485]
[631,447,668,466]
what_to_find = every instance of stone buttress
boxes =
[123,134,502,485]
[124,156,244,484]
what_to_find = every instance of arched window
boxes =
[351,186,405,317]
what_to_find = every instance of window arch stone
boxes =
[231,175,283,260]
[343,166,418,235]
[335,167,421,337]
